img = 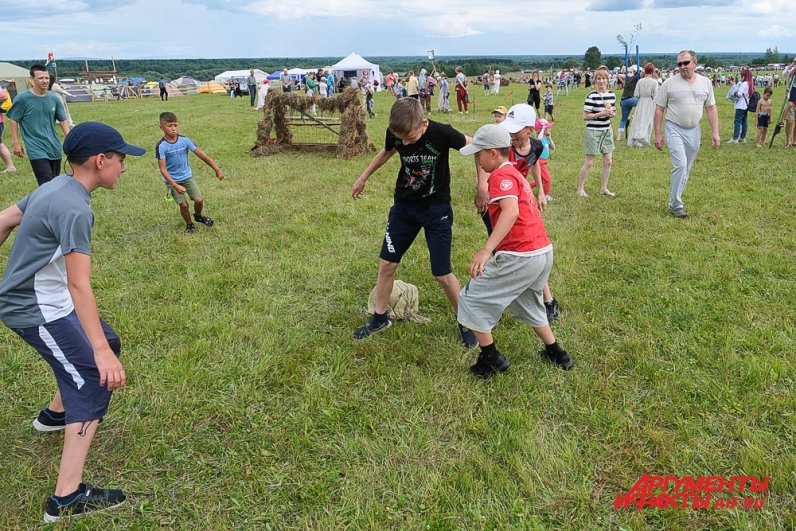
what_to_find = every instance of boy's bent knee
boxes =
[378,260,399,275]
[193,197,204,205]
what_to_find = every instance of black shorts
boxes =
[11,311,121,424]
[757,114,770,128]
[379,201,454,276]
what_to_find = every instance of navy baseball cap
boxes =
[63,122,146,157]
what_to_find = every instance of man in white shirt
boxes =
[653,50,720,218]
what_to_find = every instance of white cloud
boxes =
[0,0,793,59]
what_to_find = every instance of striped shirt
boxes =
[583,90,616,130]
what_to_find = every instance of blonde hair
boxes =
[594,66,610,81]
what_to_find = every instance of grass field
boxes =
[0,83,794,529]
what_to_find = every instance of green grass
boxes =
[0,85,794,529]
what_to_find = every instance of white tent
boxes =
[214,69,269,85]
[331,53,381,92]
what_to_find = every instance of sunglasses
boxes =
[676,60,693,67]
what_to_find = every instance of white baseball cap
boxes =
[501,104,537,134]
[460,124,511,155]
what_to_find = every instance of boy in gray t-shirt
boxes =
[0,122,145,523]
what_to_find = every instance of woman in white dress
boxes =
[627,63,658,147]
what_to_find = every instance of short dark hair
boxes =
[66,151,118,171]
[159,112,178,124]
[30,64,48,77]
[495,147,510,157]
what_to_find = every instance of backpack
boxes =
[746,91,760,113]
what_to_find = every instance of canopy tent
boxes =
[287,68,313,79]
[214,69,269,85]
[117,77,147,87]
[330,53,381,91]
[0,62,31,96]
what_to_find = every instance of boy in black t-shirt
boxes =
[351,98,477,347]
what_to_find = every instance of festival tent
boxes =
[0,62,31,96]
[214,69,269,85]
[171,76,199,96]
[330,53,381,91]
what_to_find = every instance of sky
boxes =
[1,0,794,61]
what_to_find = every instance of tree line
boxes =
[6,50,786,82]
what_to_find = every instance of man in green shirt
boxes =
[6,64,70,186]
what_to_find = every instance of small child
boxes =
[543,84,555,121]
[492,105,507,124]
[536,119,556,201]
[458,124,573,378]
[156,112,224,233]
[755,87,773,148]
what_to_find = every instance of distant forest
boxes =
[7,51,791,82]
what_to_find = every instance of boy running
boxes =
[156,112,224,233]
[0,122,145,522]
[459,124,573,377]
[351,98,477,347]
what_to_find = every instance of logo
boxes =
[614,475,768,510]
[500,179,513,191]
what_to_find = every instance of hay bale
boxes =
[251,87,375,158]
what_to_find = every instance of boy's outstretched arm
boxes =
[158,159,186,195]
[352,148,396,199]
[194,148,224,180]
[0,204,23,247]
[531,163,547,211]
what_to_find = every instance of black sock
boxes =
[372,311,388,324]
[545,341,561,353]
[480,342,497,356]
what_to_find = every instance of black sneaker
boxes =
[194,214,214,226]
[459,325,478,349]
[470,349,511,379]
[44,483,126,523]
[670,208,688,218]
[539,346,574,370]
[353,316,392,340]
[545,298,561,322]
[185,223,196,233]
[33,408,66,432]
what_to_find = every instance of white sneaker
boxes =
[727,139,738,144]
[738,138,746,143]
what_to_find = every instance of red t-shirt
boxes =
[487,163,552,255]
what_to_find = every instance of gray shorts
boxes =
[457,250,553,333]
[168,177,202,205]
[584,127,615,155]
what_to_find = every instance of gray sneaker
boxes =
[670,208,688,218]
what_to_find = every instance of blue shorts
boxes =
[11,311,121,424]
[379,201,454,276]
